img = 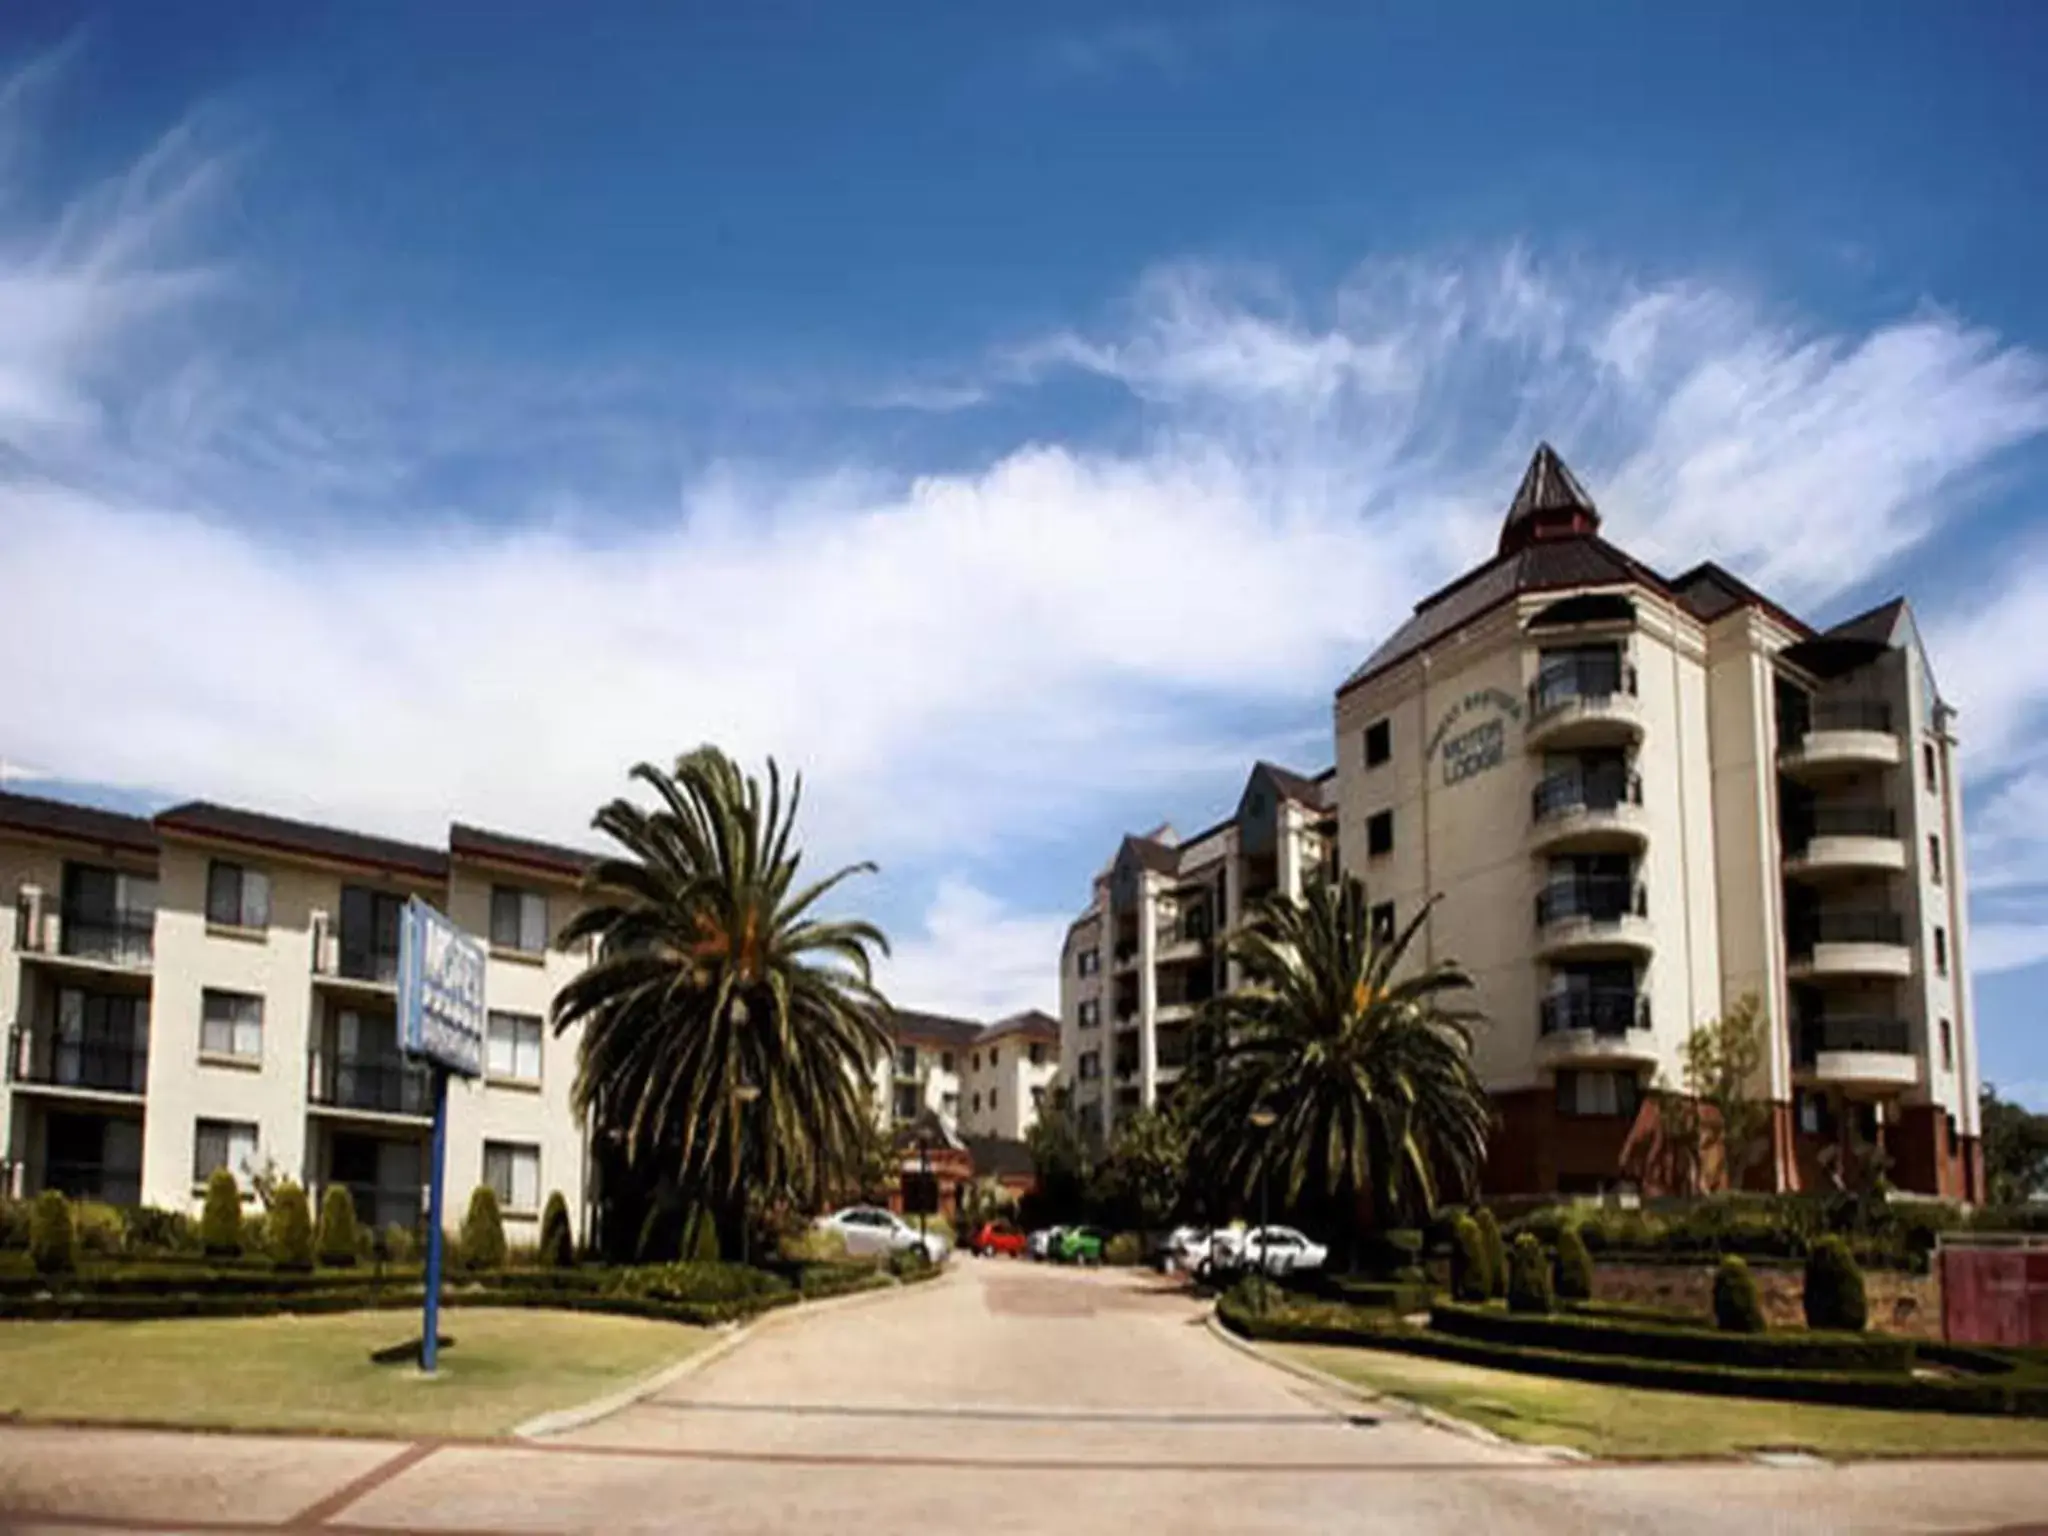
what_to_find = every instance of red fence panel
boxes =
[1940,1240,2048,1346]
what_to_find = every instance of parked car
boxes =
[1055,1226,1106,1265]
[971,1219,1028,1258]
[1241,1225,1328,1277]
[1027,1226,1065,1261]
[1163,1225,1218,1271]
[815,1205,949,1264]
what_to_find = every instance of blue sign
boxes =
[398,898,486,1079]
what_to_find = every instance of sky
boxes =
[1,4,2046,1104]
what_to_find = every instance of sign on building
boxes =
[398,898,486,1079]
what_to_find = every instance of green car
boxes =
[1056,1226,1105,1264]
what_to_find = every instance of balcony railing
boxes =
[1535,877,1647,927]
[338,1182,424,1236]
[1155,1029,1192,1071]
[1784,804,1897,849]
[1529,658,1638,720]
[1780,698,1893,745]
[316,936,401,986]
[307,1052,431,1116]
[1797,1016,1911,1062]
[7,1024,149,1094]
[1540,991,1650,1037]
[47,909,155,968]
[39,1159,142,1206]
[1788,909,1906,954]
[1532,768,1642,822]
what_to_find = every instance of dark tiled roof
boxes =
[1823,596,1908,646]
[984,1009,1059,1043]
[449,822,599,881]
[0,790,157,855]
[888,1008,988,1049]
[1118,834,1180,877]
[1254,761,1330,809]
[1504,442,1597,527]
[156,801,449,880]
[964,1136,1036,1179]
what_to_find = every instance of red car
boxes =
[971,1220,1028,1258]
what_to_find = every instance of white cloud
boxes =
[4,57,2048,1016]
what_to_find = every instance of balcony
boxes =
[1534,878,1653,959]
[1154,916,1212,965]
[7,1024,149,1099]
[1778,700,1902,780]
[19,908,155,975]
[35,1157,142,1207]
[1796,1016,1918,1090]
[1526,659,1642,751]
[1787,910,1913,979]
[1782,805,1906,880]
[312,927,401,998]
[1530,768,1647,853]
[1536,990,1656,1065]
[306,1051,432,1120]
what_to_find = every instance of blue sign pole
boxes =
[421,1065,450,1373]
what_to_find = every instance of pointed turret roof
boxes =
[1499,442,1599,554]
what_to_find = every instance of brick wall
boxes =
[1593,1260,1941,1339]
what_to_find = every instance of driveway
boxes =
[1,1259,2044,1534]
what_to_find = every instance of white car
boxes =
[815,1205,949,1264]
[1241,1225,1328,1277]
[1027,1226,1065,1261]
[1164,1225,1222,1271]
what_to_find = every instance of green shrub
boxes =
[1449,1214,1489,1302]
[1428,1302,1915,1372]
[265,1182,312,1270]
[683,1209,721,1264]
[201,1170,243,1258]
[317,1187,358,1267]
[378,1223,418,1264]
[538,1191,574,1269]
[1714,1254,1767,1333]
[778,1223,850,1265]
[1554,1226,1594,1301]
[72,1201,124,1258]
[1475,1208,1507,1299]
[459,1186,507,1271]
[29,1190,75,1276]
[0,1197,31,1251]
[240,1211,270,1254]
[123,1205,197,1256]
[1804,1236,1867,1332]
[613,1260,791,1305]
[796,1260,889,1300]
[1507,1233,1554,1314]
[1104,1232,1144,1266]
[888,1245,933,1279]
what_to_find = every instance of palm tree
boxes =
[1184,876,1490,1240]
[552,747,892,1251]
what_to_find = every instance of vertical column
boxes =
[1136,875,1159,1116]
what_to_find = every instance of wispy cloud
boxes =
[4,53,2048,1021]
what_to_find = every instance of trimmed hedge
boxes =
[269,1183,315,1272]
[30,1191,74,1276]
[1713,1255,1767,1334]
[1554,1227,1594,1302]
[1804,1236,1867,1332]
[539,1192,574,1269]
[318,1188,359,1269]
[1449,1215,1488,1303]
[1429,1301,1912,1373]
[1474,1209,1506,1299]
[460,1186,507,1271]
[201,1172,242,1258]
[1506,1234,1553,1314]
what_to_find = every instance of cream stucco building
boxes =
[879,1008,1060,1142]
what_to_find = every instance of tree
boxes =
[460,1185,507,1271]
[318,1186,359,1267]
[1024,1096,1094,1226]
[1981,1084,2048,1207]
[1663,993,1770,1192]
[851,1081,899,1205]
[551,748,894,1252]
[1182,880,1491,1242]
[1091,1106,1188,1232]
[538,1191,575,1268]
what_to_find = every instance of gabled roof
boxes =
[1251,760,1330,810]
[983,1009,1059,1043]
[1116,833,1180,878]
[887,1008,989,1049]
[0,790,157,856]
[1500,441,1599,553]
[1823,596,1910,647]
[155,801,449,880]
[448,822,599,882]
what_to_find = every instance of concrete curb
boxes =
[1201,1311,1589,1463]
[513,1265,958,1440]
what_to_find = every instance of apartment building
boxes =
[880,1008,1060,1141]
[0,790,599,1241]
[1334,445,1979,1200]
[1057,763,1337,1140]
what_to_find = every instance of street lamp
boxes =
[1248,1107,1277,1299]
[915,1132,932,1246]
[734,1083,761,1267]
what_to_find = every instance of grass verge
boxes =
[0,1306,711,1438]
[1276,1342,2048,1460]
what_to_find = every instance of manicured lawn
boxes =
[1277,1343,2048,1460]
[0,1307,712,1438]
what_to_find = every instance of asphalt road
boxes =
[1,1259,2044,1534]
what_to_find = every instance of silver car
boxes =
[816,1205,948,1263]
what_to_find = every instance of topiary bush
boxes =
[268,1181,314,1271]
[1506,1232,1554,1314]
[29,1190,75,1276]
[459,1185,507,1271]
[123,1205,198,1256]
[201,1170,243,1258]
[538,1191,574,1269]
[1449,1214,1489,1303]
[1713,1254,1767,1333]
[317,1186,358,1268]
[1554,1225,1594,1301]
[72,1201,124,1258]
[1475,1208,1507,1299]
[888,1245,933,1279]
[380,1223,418,1264]
[0,1197,31,1251]
[1804,1235,1868,1332]
[1104,1232,1144,1266]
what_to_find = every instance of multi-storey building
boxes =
[1058,764,1338,1140]
[879,1008,1060,1140]
[1058,445,1982,1203]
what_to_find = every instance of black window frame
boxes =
[1366,810,1394,858]
[1364,719,1391,767]
[1934,925,1948,976]
[1939,1017,1954,1072]
[489,884,549,954]
[200,988,264,1061]
[193,1118,258,1185]
[338,886,405,983]
[1928,834,1942,885]
[205,860,271,930]
[1369,901,1395,947]
[1554,1069,1641,1120]
[482,1139,541,1213]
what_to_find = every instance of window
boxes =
[51,988,149,1091]
[969,1052,979,1072]
[1796,1089,1835,1139]
[892,1083,920,1120]
[489,885,549,954]
[1940,1018,1954,1073]
[200,990,263,1060]
[486,1012,543,1083]
[1078,1050,1101,1081]
[1928,834,1942,885]
[1029,1042,1046,1066]
[1078,999,1100,1029]
[989,1088,998,1111]
[896,1045,917,1074]
[1077,948,1100,976]
[1554,1070,1641,1119]
[1370,901,1395,948]
[989,1047,1000,1067]
[193,1119,258,1184]
[1367,810,1393,858]
[1923,741,1938,790]
[1364,719,1391,767]
[971,1091,982,1113]
[1934,925,1948,976]
[205,861,271,930]
[942,1051,956,1073]
[338,886,404,983]
[483,1141,540,1213]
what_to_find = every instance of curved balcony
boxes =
[1526,659,1642,751]
[1796,1016,1919,1090]
[1530,768,1648,854]
[1536,990,1657,1065]
[1787,910,1912,979]
[1782,805,1905,880]
[1778,700,1902,780]
[1535,879,1653,959]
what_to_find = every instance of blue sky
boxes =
[2,5,2046,1104]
